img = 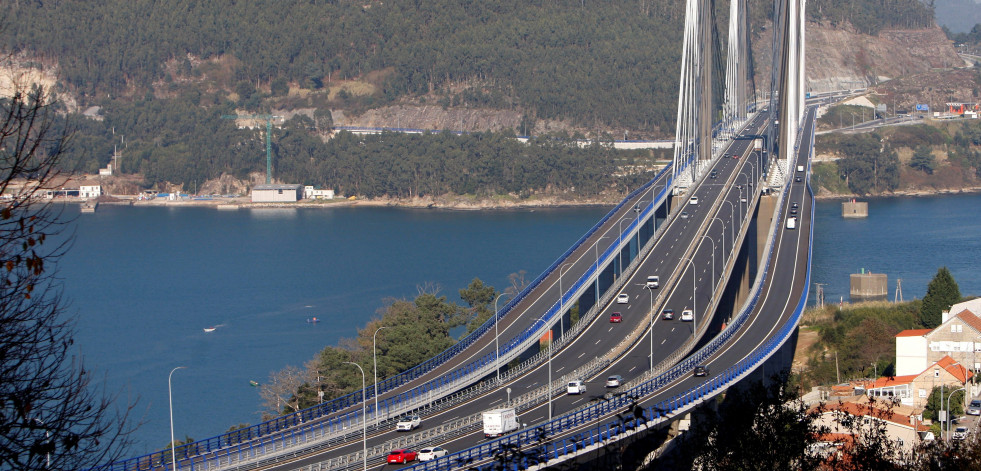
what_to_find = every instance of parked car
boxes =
[953,426,968,440]
[661,309,674,320]
[606,375,623,388]
[617,293,630,304]
[396,415,421,431]
[387,449,418,464]
[567,380,586,395]
[418,446,448,461]
[610,312,622,323]
[968,399,981,415]
[694,365,709,377]
[681,309,694,321]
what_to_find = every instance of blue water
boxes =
[60,205,609,456]
[58,193,981,457]
[810,193,981,305]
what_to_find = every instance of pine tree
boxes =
[921,267,961,328]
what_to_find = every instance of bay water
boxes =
[59,193,981,457]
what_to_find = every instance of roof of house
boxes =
[935,355,973,383]
[867,374,918,389]
[895,329,931,338]
[954,310,981,333]
[815,397,929,432]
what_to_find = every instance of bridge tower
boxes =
[722,0,752,140]
[671,0,714,188]
[768,0,807,185]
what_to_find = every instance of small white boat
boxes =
[204,327,216,333]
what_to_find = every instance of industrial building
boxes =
[251,184,303,203]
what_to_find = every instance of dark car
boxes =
[694,365,709,377]
[388,449,418,464]
[662,309,674,320]
[794,176,802,182]
[610,312,622,323]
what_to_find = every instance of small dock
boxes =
[80,200,98,213]
[842,199,868,218]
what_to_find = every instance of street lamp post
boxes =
[558,262,573,336]
[682,257,697,334]
[617,217,632,275]
[946,387,966,441]
[536,317,554,421]
[700,235,717,295]
[168,366,186,471]
[372,326,389,426]
[343,362,368,471]
[494,292,511,383]
[710,217,730,265]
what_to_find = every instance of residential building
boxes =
[812,396,931,455]
[79,182,102,198]
[865,355,972,408]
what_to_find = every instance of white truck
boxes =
[753,138,763,151]
[482,408,519,438]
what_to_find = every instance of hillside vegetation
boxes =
[4,0,938,194]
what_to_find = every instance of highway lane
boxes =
[384,109,817,471]
[271,114,772,470]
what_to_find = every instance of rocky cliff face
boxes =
[756,24,964,94]
[339,24,964,138]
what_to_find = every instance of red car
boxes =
[610,312,622,323]
[387,449,418,464]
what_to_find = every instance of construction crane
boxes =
[221,114,283,184]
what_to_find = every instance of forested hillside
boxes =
[4,0,938,194]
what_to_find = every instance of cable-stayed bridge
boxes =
[104,0,811,469]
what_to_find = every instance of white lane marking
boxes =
[578,352,586,358]
[595,339,602,345]
[556,366,565,372]
[661,339,667,344]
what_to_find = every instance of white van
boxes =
[796,165,805,172]
[567,380,586,395]
[646,276,659,288]
[786,217,797,230]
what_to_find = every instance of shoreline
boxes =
[78,185,981,211]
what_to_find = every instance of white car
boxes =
[953,426,968,440]
[689,196,698,205]
[418,446,448,461]
[396,415,421,431]
[567,380,586,395]
[681,309,694,321]
[617,293,630,304]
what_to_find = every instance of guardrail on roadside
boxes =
[364,116,816,471]
[101,164,677,471]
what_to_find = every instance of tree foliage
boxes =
[817,132,900,195]
[0,85,136,469]
[909,145,935,174]
[920,267,961,328]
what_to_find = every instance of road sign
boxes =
[915,104,930,112]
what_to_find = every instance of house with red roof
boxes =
[865,355,972,408]
[812,396,931,454]
[895,305,981,377]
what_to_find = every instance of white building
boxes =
[895,329,931,376]
[303,186,335,199]
[895,300,981,376]
[251,184,303,203]
[79,183,102,198]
